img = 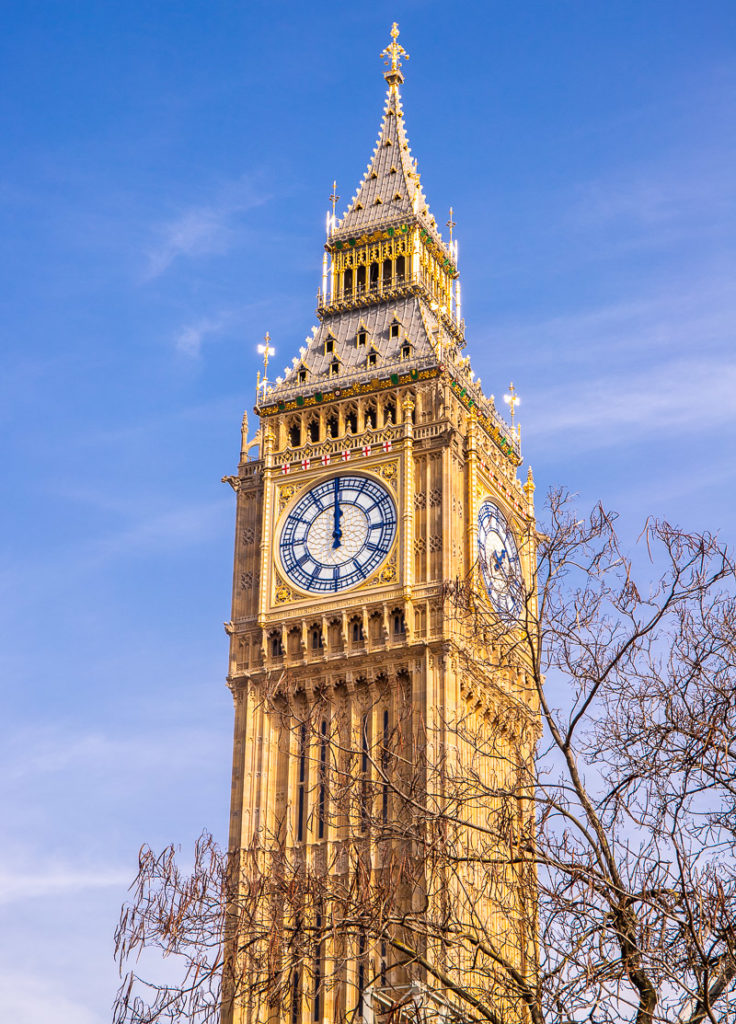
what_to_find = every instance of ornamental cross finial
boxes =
[447,206,456,242]
[380,23,409,83]
[257,332,275,393]
[504,381,521,428]
[329,180,340,218]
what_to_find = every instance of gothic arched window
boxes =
[269,631,283,658]
[382,258,393,289]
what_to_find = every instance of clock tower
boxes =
[223,24,539,1024]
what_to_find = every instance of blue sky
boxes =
[1,2,735,1020]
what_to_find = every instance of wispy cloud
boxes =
[524,353,736,451]
[496,272,736,369]
[174,313,228,357]
[490,271,736,456]
[0,494,228,586]
[2,723,225,784]
[0,864,129,906]
[83,499,229,561]
[144,176,269,280]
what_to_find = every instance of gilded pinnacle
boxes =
[523,465,536,513]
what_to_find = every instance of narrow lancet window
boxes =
[318,720,328,840]
[382,708,390,824]
[357,931,366,1016]
[297,724,307,843]
[360,713,369,832]
[313,906,322,1021]
[291,970,300,1024]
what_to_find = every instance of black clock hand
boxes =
[332,477,343,549]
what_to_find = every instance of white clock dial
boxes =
[280,475,396,593]
[477,500,523,620]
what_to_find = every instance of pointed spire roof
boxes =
[332,24,442,246]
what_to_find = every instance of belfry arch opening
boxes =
[382,257,392,288]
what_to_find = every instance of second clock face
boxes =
[477,500,523,620]
[280,475,397,593]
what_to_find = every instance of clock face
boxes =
[280,475,397,593]
[477,500,523,620]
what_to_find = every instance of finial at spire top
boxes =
[380,22,409,85]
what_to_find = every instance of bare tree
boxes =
[114,491,736,1024]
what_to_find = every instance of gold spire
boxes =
[380,22,409,85]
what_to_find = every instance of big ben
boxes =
[223,24,540,1024]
